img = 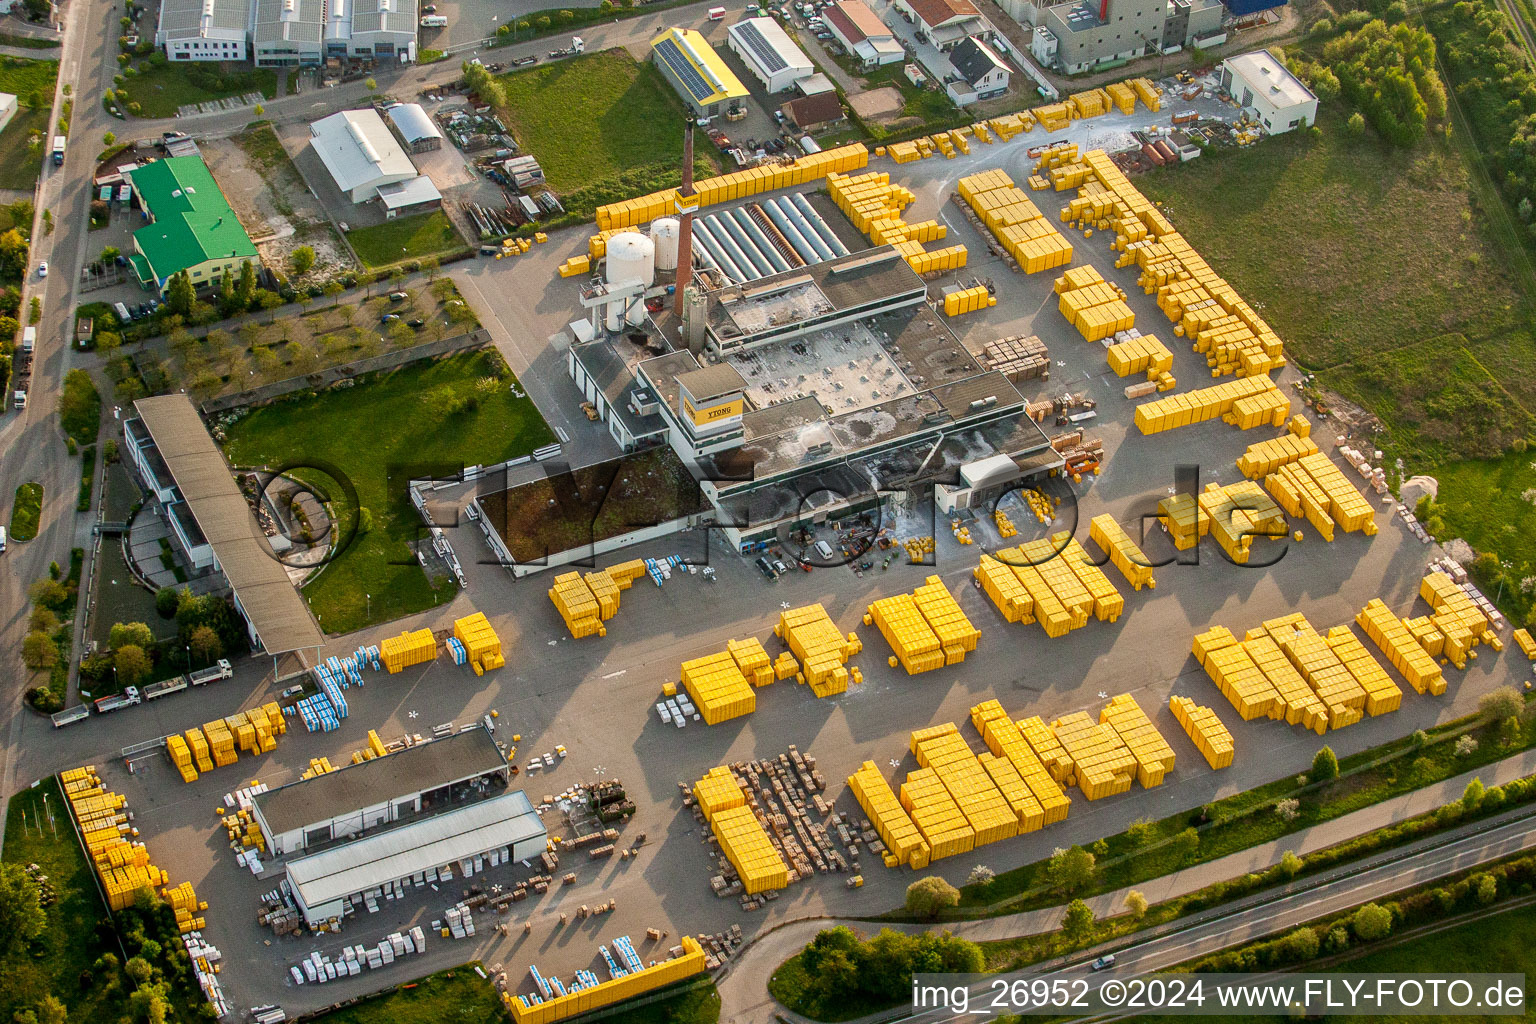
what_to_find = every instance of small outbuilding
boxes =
[1220,50,1318,134]
[726,16,814,93]
[385,102,444,153]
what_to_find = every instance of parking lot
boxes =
[28,105,1535,1015]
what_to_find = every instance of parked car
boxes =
[407,317,425,328]
[388,291,408,302]
[756,555,778,580]
[381,313,400,323]
[35,262,46,278]
[280,685,305,699]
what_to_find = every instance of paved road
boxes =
[0,0,126,849]
[715,749,1536,1024]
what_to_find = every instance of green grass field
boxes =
[0,106,50,190]
[221,349,554,633]
[347,211,466,268]
[1136,106,1525,373]
[307,966,505,1024]
[10,481,41,540]
[119,62,276,118]
[0,55,57,104]
[1,777,120,1024]
[495,49,717,218]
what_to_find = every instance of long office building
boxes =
[158,0,417,64]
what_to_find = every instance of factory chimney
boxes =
[673,122,697,318]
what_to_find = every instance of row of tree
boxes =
[792,925,983,1016]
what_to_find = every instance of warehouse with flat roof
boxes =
[251,727,511,856]
[727,17,814,93]
[155,0,250,60]
[285,790,545,926]
[252,0,327,66]
[651,27,749,118]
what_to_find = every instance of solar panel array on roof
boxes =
[656,38,716,103]
[735,19,788,74]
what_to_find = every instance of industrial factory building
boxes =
[159,0,418,63]
[727,16,814,93]
[251,727,510,856]
[155,0,250,61]
[893,0,989,50]
[284,790,546,926]
[1030,0,1224,74]
[386,102,444,152]
[250,727,540,927]
[309,108,441,214]
[651,27,750,118]
[1220,50,1317,134]
[564,198,1058,547]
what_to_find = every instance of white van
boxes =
[420,14,447,26]
[113,302,131,324]
[1,526,8,552]
[708,6,727,19]
[20,325,35,354]
[814,539,834,561]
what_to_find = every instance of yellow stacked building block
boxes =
[1049,711,1137,800]
[848,761,931,868]
[166,735,198,782]
[910,724,1018,848]
[693,766,746,821]
[1237,433,1319,479]
[1515,628,1536,660]
[1264,615,1367,729]
[1105,80,1137,114]
[1099,694,1176,787]
[1059,534,1125,622]
[1068,88,1108,118]
[1192,625,1282,722]
[726,636,774,687]
[956,168,1073,272]
[1056,275,1136,343]
[203,720,237,767]
[1199,480,1287,565]
[899,766,975,861]
[973,710,1072,824]
[1324,626,1403,716]
[1134,375,1289,435]
[185,727,214,772]
[557,255,590,278]
[943,284,995,317]
[453,612,505,671]
[549,572,607,638]
[505,936,708,1024]
[1106,335,1173,378]
[777,604,859,696]
[680,649,757,725]
[1168,696,1233,769]
[595,145,868,230]
[1089,513,1156,590]
[1157,492,1209,551]
[1357,598,1445,695]
[870,577,979,673]
[1419,572,1489,669]
[1130,78,1160,111]
[1266,452,1377,539]
[380,627,436,673]
[1018,715,1075,784]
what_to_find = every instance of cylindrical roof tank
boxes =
[606,231,655,288]
[650,217,680,272]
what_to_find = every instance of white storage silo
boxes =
[650,217,681,272]
[605,231,655,288]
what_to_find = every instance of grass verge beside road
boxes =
[221,348,554,633]
[0,55,58,102]
[118,61,276,119]
[0,106,51,190]
[347,211,466,269]
[10,480,41,540]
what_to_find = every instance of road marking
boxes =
[601,669,627,680]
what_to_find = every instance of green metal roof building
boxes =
[125,156,261,295]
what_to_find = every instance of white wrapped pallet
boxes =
[411,925,426,950]
[290,966,305,985]
[347,960,361,976]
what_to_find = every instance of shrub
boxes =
[1046,846,1096,894]
[1311,746,1339,782]
[905,876,959,918]
[1124,890,1148,920]
[1456,734,1479,756]
[1275,797,1300,822]
[1352,903,1392,941]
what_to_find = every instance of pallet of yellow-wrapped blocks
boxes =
[1089,513,1156,590]
[1515,628,1536,660]
[1169,696,1233,769]
[170,703,284,781]
[974,533,1122,638]
[865,576,981,675]
[903,535,935,562]
[692,766,789,893]
[776,604,861,696]
[547,559,647,638]
[452,612,504,673]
